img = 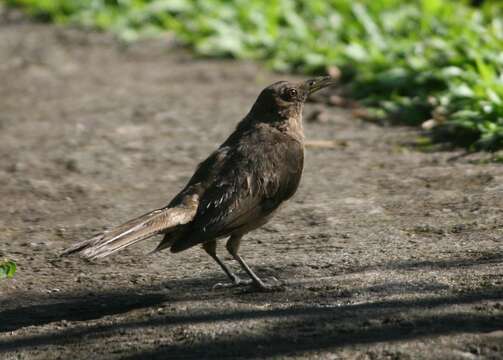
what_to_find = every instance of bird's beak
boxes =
[304,76,337,96]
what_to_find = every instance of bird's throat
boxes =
[276,115,304,143]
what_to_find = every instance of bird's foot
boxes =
[212,278,253,290]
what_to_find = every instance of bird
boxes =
[62,76,336,291]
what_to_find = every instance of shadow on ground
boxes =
[1,256,502,358]
[1,286,501,358]
[2,252,502,333]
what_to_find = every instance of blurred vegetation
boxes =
[6,0,503,150]
[0,260,17,279]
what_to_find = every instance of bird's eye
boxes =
[282,88,298,101]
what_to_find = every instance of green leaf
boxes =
[0,260,17,279]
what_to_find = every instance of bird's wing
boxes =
[171,128,303,252]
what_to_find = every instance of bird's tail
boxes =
[61,195,198,259]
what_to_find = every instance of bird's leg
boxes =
[226,235,279,291]
[202,240,251,288]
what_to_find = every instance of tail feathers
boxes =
[61,196,198,259]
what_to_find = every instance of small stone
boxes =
[328,95,346,106]
[306,109,330,123]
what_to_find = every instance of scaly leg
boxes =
[225,235,277,291]
[202,240,251,287]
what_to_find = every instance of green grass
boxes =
[6,0,503,150]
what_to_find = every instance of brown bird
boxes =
[62,77,336,290]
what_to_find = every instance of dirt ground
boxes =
[1,13,502,360]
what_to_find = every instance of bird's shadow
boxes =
[0,276,219,333]
[0,255,502,358]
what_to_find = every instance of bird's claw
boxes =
[212,276,285,292]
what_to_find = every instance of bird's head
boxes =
[247,76,337,123]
